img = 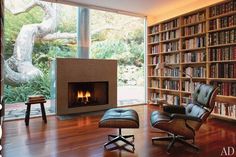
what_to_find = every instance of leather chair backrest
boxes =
[193,84,215,108]
[186,84,218,120]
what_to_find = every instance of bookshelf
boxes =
[147,0,236,121]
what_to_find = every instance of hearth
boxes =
[68,82,108,108]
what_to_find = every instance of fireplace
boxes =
[68,82,108,108]
[56,58,117,115]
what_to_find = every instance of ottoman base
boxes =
[104,128,134,151]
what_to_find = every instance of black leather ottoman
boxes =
[99,108,139,150]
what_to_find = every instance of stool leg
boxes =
[40,103,47,123]
[25,104,31,126]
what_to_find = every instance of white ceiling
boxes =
[45,0,224,22]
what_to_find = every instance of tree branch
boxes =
[42,32,77,41]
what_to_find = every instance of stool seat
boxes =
[99,108,139,151]
[25,96,47,126]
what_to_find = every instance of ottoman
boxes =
[99,108,139,150]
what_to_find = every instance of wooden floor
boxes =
[2,105,236,157]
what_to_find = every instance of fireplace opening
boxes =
[68,82,109,108]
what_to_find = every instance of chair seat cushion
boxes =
[99,108,139,128]
[150,111,171,128]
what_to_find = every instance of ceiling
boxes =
[45,0,224,23]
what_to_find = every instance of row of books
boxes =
[210,63,236,78]
[211,82,236,96]
[162,30,180,41]
[162,19,179,31]
[163,80,179,90]
[150,25,159,34]
[209,0,236,17]
[151,45,160,54]
[209,15,236,30]
[150,68,159,76]
[182,23,205,36]
[149,92,160,102]
[210,46,236,61]
[163,41,179,52]
[182,81,201,92]
[214,102,236,118]
[163,94,180,105]
[209,29,236,46]
[185,66,206,77]
[182,36,206,49]
[183,51,206,63]
[151,56,160,64]
[164,68,180,77]
[164,54,180,64]
[150,34,160,43]
[150,79,160,88]
[183,12,205,25]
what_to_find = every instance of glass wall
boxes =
[90,10,145,106]
[4,0,145,120]
[4,0,77,119]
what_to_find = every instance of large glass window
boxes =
[90,10,145,106]
[4,1,77,119]
[4,0,145,120]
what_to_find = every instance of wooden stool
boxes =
[25,99,47,126]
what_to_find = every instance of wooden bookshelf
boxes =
[147,0,236,121]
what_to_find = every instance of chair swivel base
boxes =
[152,134,199,153]
[104,128,135,151]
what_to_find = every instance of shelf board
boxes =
[181,62,206,65]
[161,89,180,93]
[208,42,236,48]
[208,60,236,63]
[182,20,206,27]
[161,38,180,43]
[182,77,207,80]
[148,87,161,90]
[208,10,236,20]
[161,50,180,54]
[182,32,206,39]
[148,41,160,45]
[181,47,206,52]
[148,64,157,66]
[181,91,191,94]
[160,27,180,33]
[148,76,160,78]
[208,78,236,81]
[148,53,160,56]
[216,95,236,104]
[208,25,236,33]
[148,32,160,36]
[161,76,180,79]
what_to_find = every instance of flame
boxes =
[77,90,91,102]
[85,91,91,97]
[77,91,83,98]
[85,91,91,101]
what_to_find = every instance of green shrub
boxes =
[4,74,50,104]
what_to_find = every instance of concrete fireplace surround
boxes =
[56,58,117,115]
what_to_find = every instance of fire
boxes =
[85,91,91,101]
[77,90,91,102]
[77,91,84,98]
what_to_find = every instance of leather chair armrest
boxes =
[170,114,202,122]
[163,105,185,114]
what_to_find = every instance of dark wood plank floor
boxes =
[2,105,236,157]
